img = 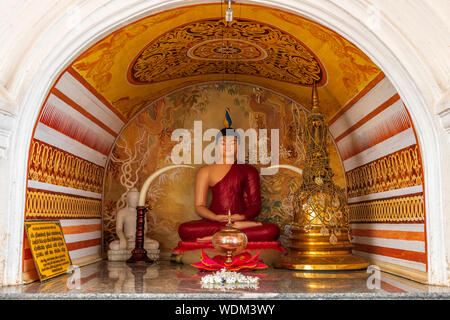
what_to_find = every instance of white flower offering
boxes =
[200,268,260,290]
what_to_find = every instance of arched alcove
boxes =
[4,1,446,286]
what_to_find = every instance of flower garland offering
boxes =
[201,268,259,290]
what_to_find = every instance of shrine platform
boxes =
[1,260,449,299]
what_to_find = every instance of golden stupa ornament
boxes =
[212,210,248,264]
[275,82,369,270]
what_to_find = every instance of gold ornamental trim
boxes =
[348,194,424,223]
[28,139,104,194]
[346,145,423,198]
[26,190,102,219]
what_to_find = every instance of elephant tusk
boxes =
[138,165,194,206]
[262,164,303,176]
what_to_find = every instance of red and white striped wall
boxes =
[34,67,125,167]
[23,67,125,282]
[351,223,426,272]
[328,72,427,282]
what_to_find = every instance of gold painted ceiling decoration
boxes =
[71,4,381,120]
[187,39,267,62]
[129,19,325,86]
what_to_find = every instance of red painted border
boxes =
[334,94,400,142]
[352,229,425,241]
[66,67,126,123]
[52,88,118,137]
[329,71,385,125]
[353,243,427,264]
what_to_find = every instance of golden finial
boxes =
[227,210,233,227]
[312,80,320,112]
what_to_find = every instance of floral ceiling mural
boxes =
[103,83,345,255]
[72,3,380,120]
[128,19,325,86]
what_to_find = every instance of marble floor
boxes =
[1,260,449,299]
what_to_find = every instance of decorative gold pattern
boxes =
[348,195,424,223]
[346,145,423,198]
[28,140,104,193]
[26,190,102,219]
[187,39,267,61]
[292,83,349,242]
[270,10,381,98]
[130,19,324,86]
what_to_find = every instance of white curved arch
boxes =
[138,165,194,206]
[264,164,303,176]
[1,0,446,285]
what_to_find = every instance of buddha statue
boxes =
[108,188,159,261]
[178,110,280,243]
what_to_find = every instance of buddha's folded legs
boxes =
[178,219,280,242]
[242,223,280,242]
[178,219,224,241]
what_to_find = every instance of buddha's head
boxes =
[216,108,240,164]
[216,129,240,164]
[126,188,139,209]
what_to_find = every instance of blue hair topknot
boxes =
[215,128,241,145]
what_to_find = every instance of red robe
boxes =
[178,163,280,241]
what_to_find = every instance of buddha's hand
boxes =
[212,215,229,223]
[233,221,263,229]
[230,214,245,222]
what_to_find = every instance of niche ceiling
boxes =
[72,3,381,120]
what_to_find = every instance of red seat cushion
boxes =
[172,241,286,254]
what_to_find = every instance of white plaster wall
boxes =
[0,0,448,285]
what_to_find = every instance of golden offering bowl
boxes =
[212,211,248,264]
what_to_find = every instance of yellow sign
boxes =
[24,220,72,281]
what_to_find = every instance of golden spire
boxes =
[312,80,320,112]
[226,210,233,227]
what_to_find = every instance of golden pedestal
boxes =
[275,226,369,270]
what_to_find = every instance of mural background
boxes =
[102,83,345,255]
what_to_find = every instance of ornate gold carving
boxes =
[26,190,102,219]
[130,19,324,86]
[276,83,369,270]
[291,83,349,243]
[187,39,267,61]
[348,195,424,223]
[28,140,104,193]
[345,145,423,198]
[270,11,380,98]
